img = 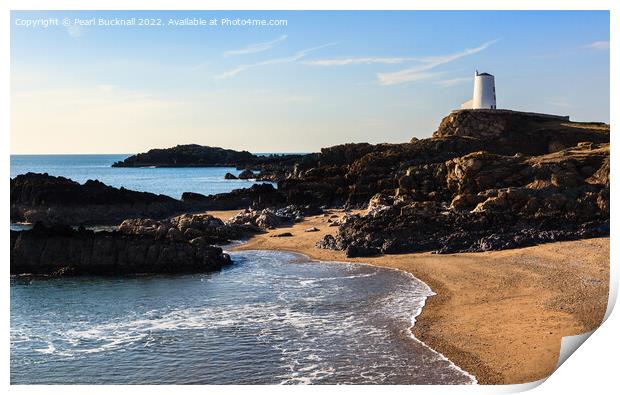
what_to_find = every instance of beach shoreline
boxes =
[259,248,479,384]
[210,209,610,385]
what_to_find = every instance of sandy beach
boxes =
[209,209,610,385]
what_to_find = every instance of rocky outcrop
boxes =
[181,183,286,211]
[112,144,306,178]
[10,173,290,226]
[118,212,254,244]
[318,142,610,256]
[10,223,232,276]
[237,169,255,179]
[432,109,609,155]
[280,111,609,208]
[277,137,489,207]
[11,173,186,225]
[224,172,238,180]
[112,145,257,167]
[227,205,322,230]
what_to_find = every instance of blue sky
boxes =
[11,10,610,154]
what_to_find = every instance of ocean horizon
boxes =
[10,154,282,199]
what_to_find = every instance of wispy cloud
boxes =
[434,77,471,88]
[224,35,288,57]
[215,42,337,80]
[547,96,571,108]
[304,57,412,66]
[585,40,610,51]
[377,40,498,86]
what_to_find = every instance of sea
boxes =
[10,154,475,385]
[10,154,271,199]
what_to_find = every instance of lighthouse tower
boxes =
[472,70,496,109]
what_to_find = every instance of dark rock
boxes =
[224,172,238,180]
[112,144,308,174]
[226,205,320,230]
[10,223,232,276]
[11,173,186,225]
[433,109,609,156]
[316,234,339,250]
[237,169,255,179]
[270,232,293,238]
[321,141,609,255]
[181,183,285,211]
[112,145,257,167]
[118,212,253,244]
[345,244,381,258]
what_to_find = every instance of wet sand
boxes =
[210,209,610,385]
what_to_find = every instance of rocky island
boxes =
[111,144,307,181]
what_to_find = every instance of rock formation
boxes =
[227,205,321,230]
[112,144,306,179]
[112,144,257,167]
[10,223,232,276]
[432,109,609,155]
[118,212,254,244]
[315,110,610,256]
[181,183,286,211]
[237,169,256,179]
[10,173,186,225]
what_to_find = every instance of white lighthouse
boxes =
[472,70,496,109]
[461,70,497,110]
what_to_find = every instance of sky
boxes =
[10,10,610,154]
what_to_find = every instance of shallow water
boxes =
[10,250,474,385]
[11,154,271,199]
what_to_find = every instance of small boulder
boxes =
[367,193,393,211]
[270,232,293,238]
[345,245,381,258]
[238,169,255,179]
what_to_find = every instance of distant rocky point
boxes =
[112,143,307,175]
[112,144,256,167]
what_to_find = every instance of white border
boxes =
[1,0,616,11]
[2,1,616,394]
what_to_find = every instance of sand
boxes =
[210,209,610,385]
